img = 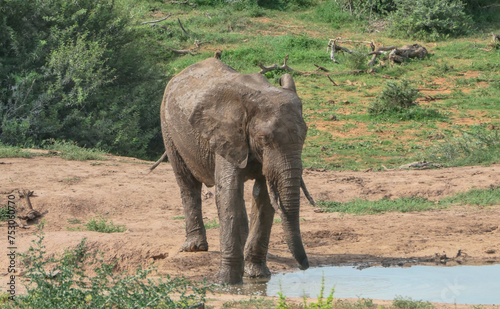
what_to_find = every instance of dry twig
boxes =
[177,18,190,36]
[165,0,196,8]
[258,55,302,74]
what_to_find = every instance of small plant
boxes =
[368,80,445,121]
[393,296,434,309]
[67,218,81,224]
[274,218,282,224]
[85,216,126,233]
[173,216,185,220]
[0,207,10,221]
[204,218,220,229]
[370,80,420,113]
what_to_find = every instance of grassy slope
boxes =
[85,2,500,171]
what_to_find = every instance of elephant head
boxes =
[188,67,309,271]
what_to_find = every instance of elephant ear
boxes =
[189,90,249,168]
[279,74,297,93]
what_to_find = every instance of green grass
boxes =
[392,297,433,309]
[84,216,126,233]
[44,140,107,161]
[421,126,500,167]
[0,140,107,161]
[0,144,36,158]
[318,186,500,215]
[173,216,185,220]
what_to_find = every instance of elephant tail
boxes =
[149,151,168,173]
[301,178,316,207]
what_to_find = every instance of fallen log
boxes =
[167,47,197,56]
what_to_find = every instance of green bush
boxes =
[389,0,473,41]
[4,224,209,308]
[0,0,165,160]
[369,80,420,113]
[369,80,446,121]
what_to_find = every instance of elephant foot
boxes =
[181,238,208,252]
[216,264,244,285]
[244,261,271,278]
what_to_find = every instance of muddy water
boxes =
[264,264,500,305]
[221,264,500,305]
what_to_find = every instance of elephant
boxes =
[157,58,312,284]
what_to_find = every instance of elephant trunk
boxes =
[265,153,309,270]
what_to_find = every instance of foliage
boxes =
[422,126,500,166]
[370,80,420,112]
[314,1,354,27]
[393,296,434,309]
[4,224,209,308]
[368,80,446,121]
[0,0,165,160]
[85,216,126,233]
[388,0,473,41]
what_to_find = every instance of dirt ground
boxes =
[1,153,499,307]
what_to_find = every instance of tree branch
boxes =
[141,13,172,24]
[167,47,197,56]
[165,0,196,8]
[258,55,302,75]
[177,18,190,36]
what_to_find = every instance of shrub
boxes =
[369,80,447,121]
[0,0,165,160]
[369,80,420,114]
[389,0,473,41]
[5,224,209,308]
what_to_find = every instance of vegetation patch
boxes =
[85,216,126,233]
[318,186,500,215]
[3,225,209,308]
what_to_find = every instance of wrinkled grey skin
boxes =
[160,58,309,284]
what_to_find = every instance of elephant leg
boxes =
[165,136,208,252]
[244,176,274,278]
[214,155,249,284]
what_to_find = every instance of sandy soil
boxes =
[1,154,499,307]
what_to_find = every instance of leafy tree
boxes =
[388,0,473,41]
[0,0,165,159]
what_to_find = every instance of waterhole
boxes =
[222,264,500,305]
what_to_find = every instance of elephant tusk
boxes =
[266,181,280,212]
[301,178,316,207]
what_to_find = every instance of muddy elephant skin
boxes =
[160,58,309,284]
